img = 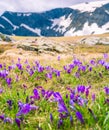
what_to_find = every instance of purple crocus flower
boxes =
[29,69,34,76]
[66,94,68,99]
[80,66,86,72]
[0,64,2,68]
[33,89,40,99]
[45,90,54,100]
[92,94,96,101]
[41,89,46,97]
[36,86,43,89]
[24,59,28,64]
[104,63,109,70]
[63,65,67,71]
[89,67,92,72]
[70,93,74,100]
[104,99,109,105]
[70,115,73,125]
[98,60,105,65]
[73,59,82,66]
[77,85,85,93]
[0,70,8,78]
[67,69,71,74]
[90,60,95,65]
[50,113,53,122]
[104,87,109,95]
[18,101,24,109]
[85,86,91,97]
[76,111,84,124]
[57,56,60,61]
[17,104,31,116]
[58,101,68,113]
[58,119,63,129]
[30,105,39,110]
[53,92,63,102]
[0,114,5,120]
[4,117,13,124]
[59,113,69,119]
[104,53,108,59]
[46,73,52,79]
[17,103,38,116]
[75,72,80,78]
[6,78,12,86]
[37,65,44,72]
[69,64,74,69]
[8,66,13,71]
[7,100,13,109]
[16,75,19,82]
[78,97,88,106]
[15,118,21,128]
[55,70,60,77]
[16,63,23,70]
[0,88,3,94]
[30,89,40,100]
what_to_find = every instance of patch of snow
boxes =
[51,14,72,33]
[23,13,31,16]
[65,22,109,36]
[17,13,31,17]
[105,10,109,15]
[70,0,109,12]
[35,28,41,36]
[20,24,41,36]
[17,13,22,16]
[64,28,75,36]
[46,26,49,29]
[0,24,5,28]
[1,16,19,30]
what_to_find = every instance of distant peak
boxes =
[70,0,109,12]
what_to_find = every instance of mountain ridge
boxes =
[0,1,109,36]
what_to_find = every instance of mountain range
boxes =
[0,0,109,36]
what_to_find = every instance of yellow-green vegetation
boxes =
[0,51,109,130]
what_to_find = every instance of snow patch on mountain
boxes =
[17,13,22,16]
[105,10,109,15]
[1,16,19,30]
[35,28,41,36]
[51,14,72,33]
[65,22,109,36]
[64,28,75,36]
[0,24,5,28]
[20,24,41,36]
[70,0,109,12]
[23,13,31,17]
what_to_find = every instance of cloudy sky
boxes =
[0,0,106,14]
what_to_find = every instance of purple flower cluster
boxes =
[0,114,13,124]
[17,101,38,116]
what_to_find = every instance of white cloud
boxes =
[0,0,106,15]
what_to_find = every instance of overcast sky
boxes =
[0,0,106,14]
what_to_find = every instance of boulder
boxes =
[0,33,13,42]
[79,37,109,45]
[17,37,74,54]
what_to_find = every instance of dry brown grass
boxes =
[74,45,109,54]
[1,33,109,64]
[0,43,14,54]
[12,33,109,43]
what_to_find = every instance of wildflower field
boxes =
[0,53,109,130]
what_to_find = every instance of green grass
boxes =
[0,54,109,130]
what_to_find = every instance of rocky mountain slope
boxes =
[0,1,109,36]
